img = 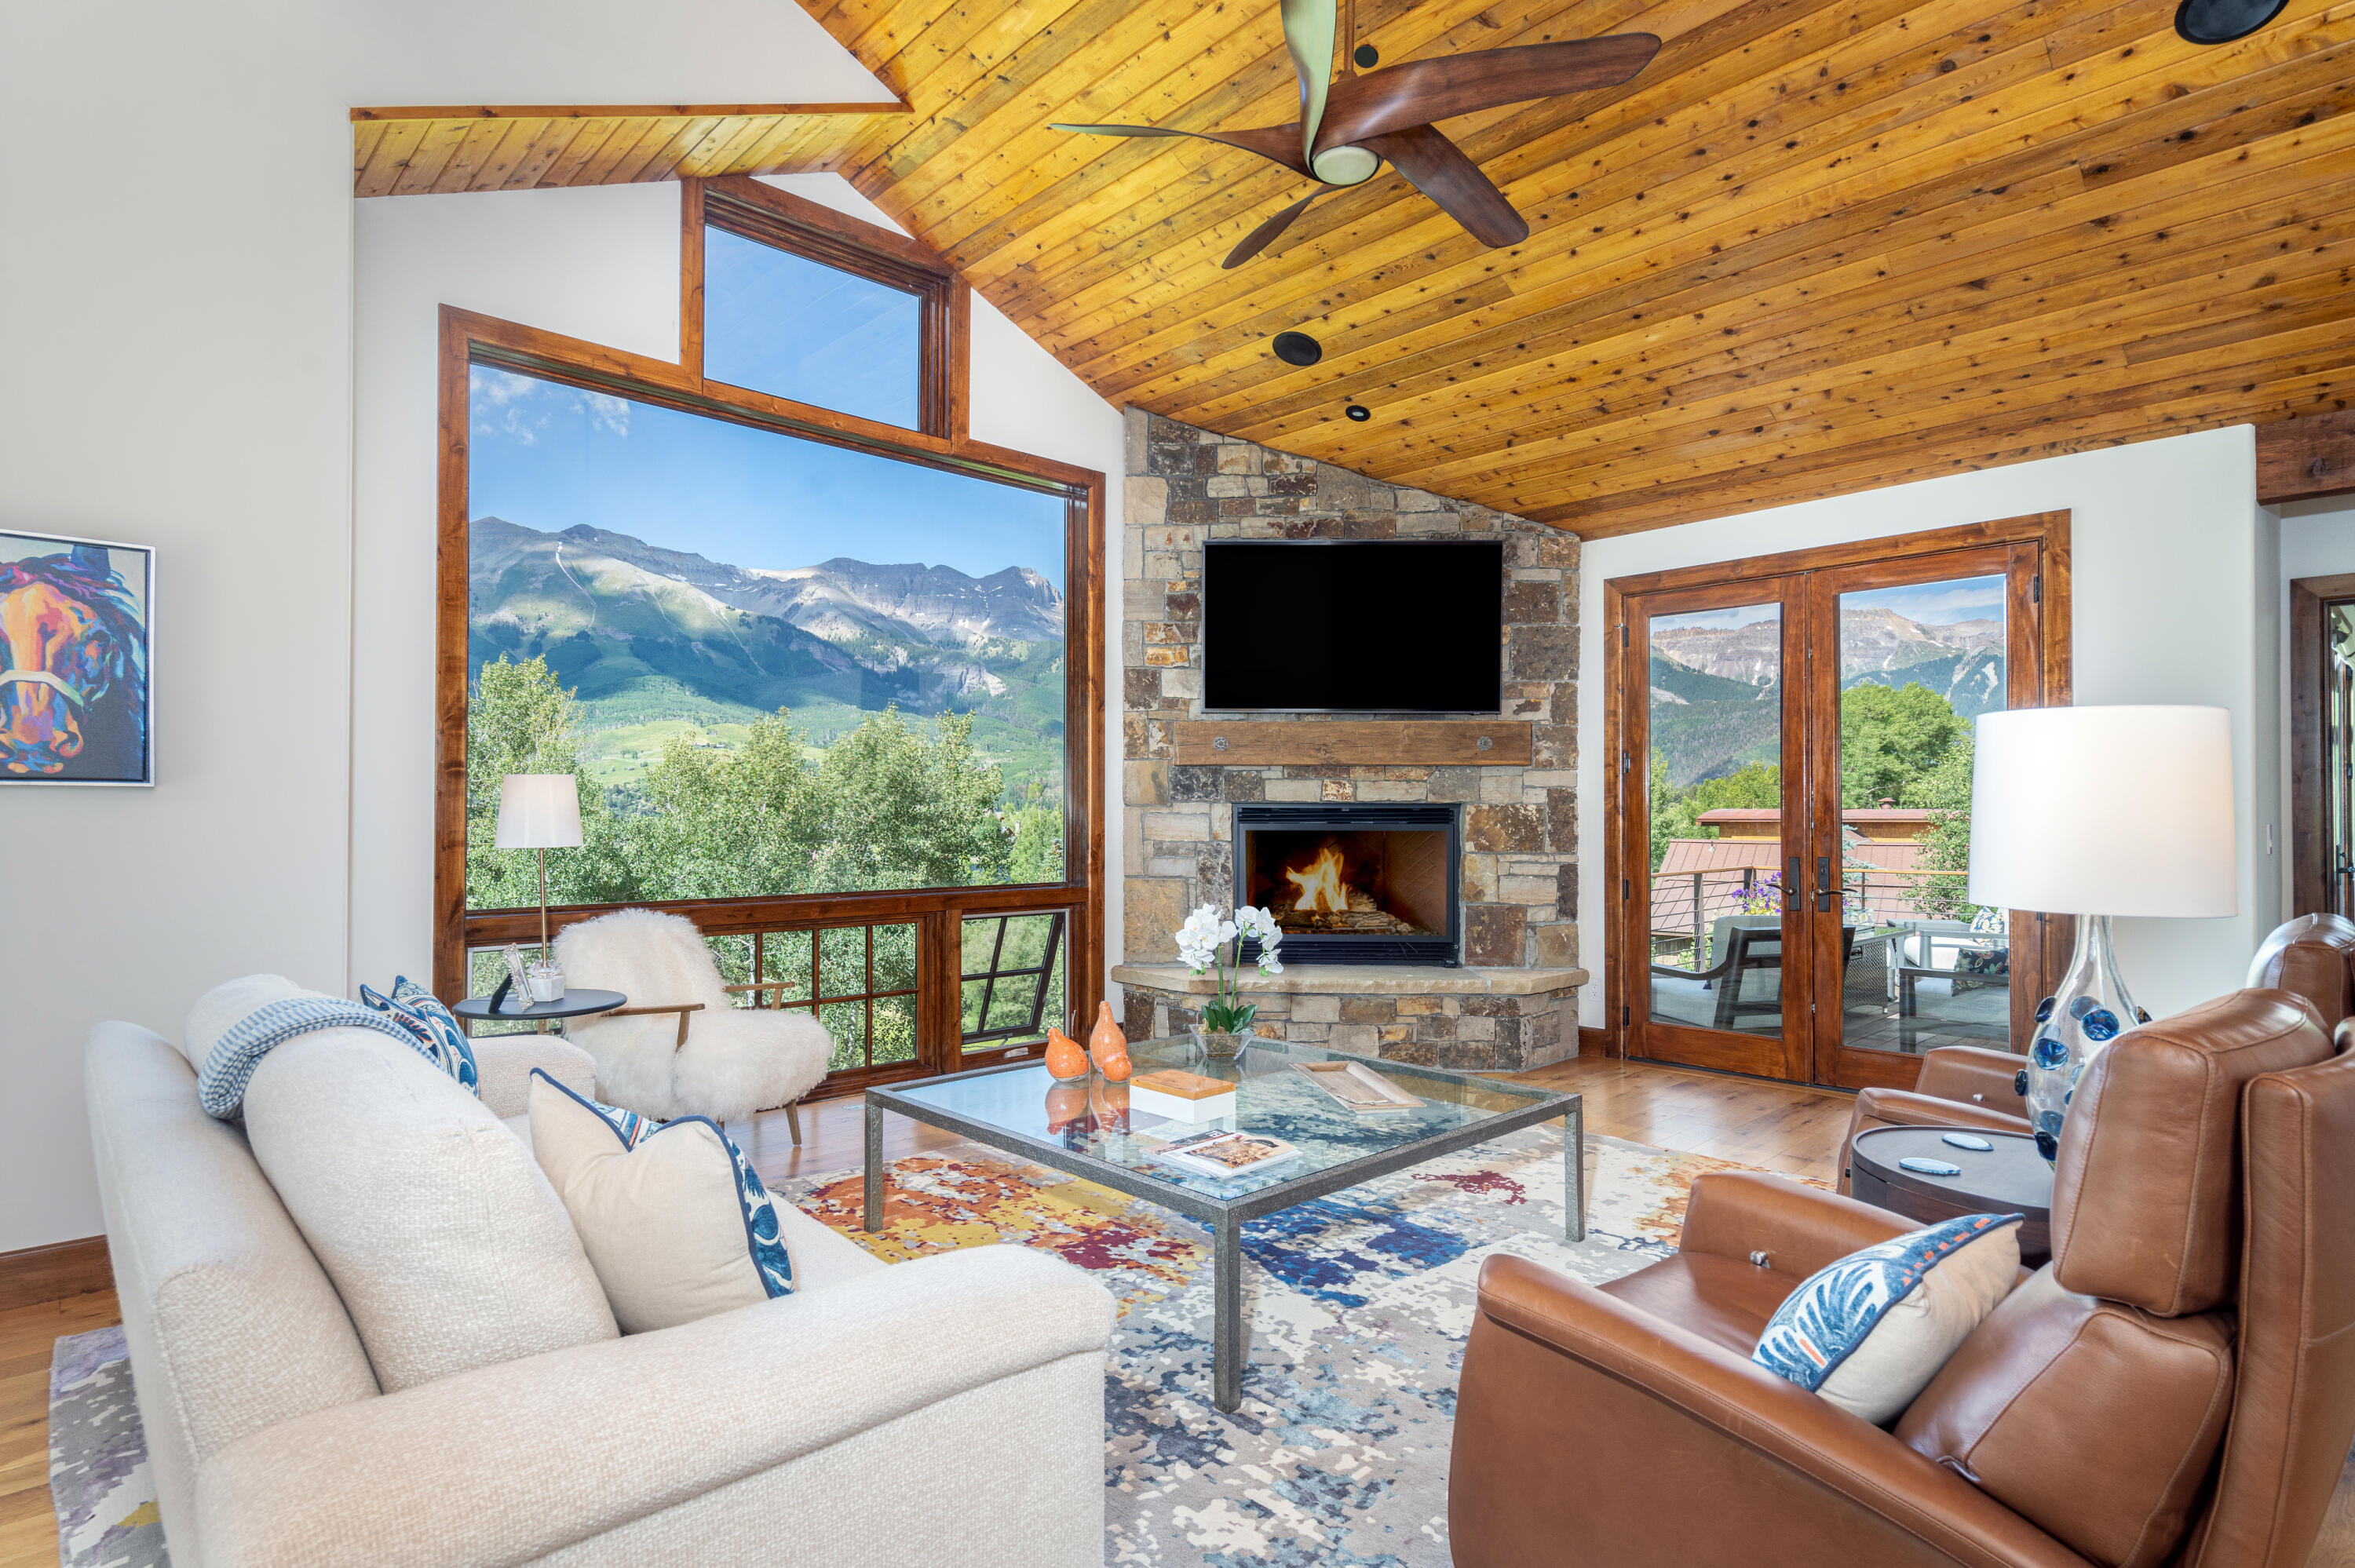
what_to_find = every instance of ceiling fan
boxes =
[1050,0,1659,268]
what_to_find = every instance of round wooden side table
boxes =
[451,988,627,1036]
[1848,1125,2054,1267]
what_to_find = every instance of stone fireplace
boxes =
[1235,803,1459,965]
[1112,412,1585,1072]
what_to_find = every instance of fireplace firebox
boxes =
[1232,804,1461,965]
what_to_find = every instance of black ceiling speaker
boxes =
[1272,331,1324,366]
[1344,403,1372,421]
[1353,42,1379,67]
[2174,0,2284,42]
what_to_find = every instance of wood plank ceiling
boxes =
[355,0,2355,536]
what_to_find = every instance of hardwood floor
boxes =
[3,1057,2346,1567]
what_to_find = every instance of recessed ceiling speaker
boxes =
[1345,404,1372,421]
[1272,331,1324,366]
[2174,0,2284,42]
[1353,43,1380,67]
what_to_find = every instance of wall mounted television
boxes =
[1202,539,1505,713]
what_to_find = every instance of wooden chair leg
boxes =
[784,1100,802,1144]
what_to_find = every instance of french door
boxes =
[1605,516,2071,1092]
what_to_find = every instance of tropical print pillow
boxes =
[1753,1211,2023,1425]
[360,977,480,1096]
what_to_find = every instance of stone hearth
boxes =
[1112,964,1587,1074]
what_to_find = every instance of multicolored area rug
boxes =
[48,1324,170,1568]
[779,1129,1801,1568]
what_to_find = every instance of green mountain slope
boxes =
[469,518,1065,791]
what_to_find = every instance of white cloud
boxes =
[579,392,630,437]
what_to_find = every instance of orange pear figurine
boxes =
[1045,1023,1090,1081]
[1088,1000,1132,1081]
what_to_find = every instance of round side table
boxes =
[1848,1126,2054,1267]
[451,989,627,1036]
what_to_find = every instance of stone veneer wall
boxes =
[1115,411,1583,1069]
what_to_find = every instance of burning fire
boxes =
[1284,845,1349,913]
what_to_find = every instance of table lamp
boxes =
[1968,706,2236,1159]
[495,773,583,958]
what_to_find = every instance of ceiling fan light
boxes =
[2173,0,2285,42]
[1272,331,1324,366]
[1353,42,1379,67]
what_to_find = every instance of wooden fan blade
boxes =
[1314,34,1660,152]
[1278,0,1341,159]
[1048,121,1311,177]
[1360,125,1527,246]
[1223,191,1320,269]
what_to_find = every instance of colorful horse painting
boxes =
[0,541,149,782]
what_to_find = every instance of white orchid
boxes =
[1170,900,1283,1034]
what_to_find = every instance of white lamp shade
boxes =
[494,774,583,850]
[1967,706,2235,918]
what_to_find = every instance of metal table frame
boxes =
[864,1049,1583,1413]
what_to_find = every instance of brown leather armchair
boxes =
[2247,911,2355,1026]
[1450,989,2355,1568]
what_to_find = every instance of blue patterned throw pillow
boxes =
[527,1070,793,1332]
[360,977,480,1096]
[1753,1212,2025,1425]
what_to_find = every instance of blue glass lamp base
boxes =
[2026,913,2152,1162]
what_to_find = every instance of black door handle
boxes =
[1816,855,1834,912]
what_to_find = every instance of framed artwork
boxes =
[0,530,153,786]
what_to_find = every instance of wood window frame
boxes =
[2288,571,2355,917]
[433,185,1103,1096]
[685,176,969,439]
[1601,512,2072,1085]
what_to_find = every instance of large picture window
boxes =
[438,177,1103,1094]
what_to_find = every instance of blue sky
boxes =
[1840,574,2006,627]
[466,366,1067,587]
[1648,573,2005,635]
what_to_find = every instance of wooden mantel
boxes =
[1170,720,1535,768]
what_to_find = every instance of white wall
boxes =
[0,0,1114,1254]
[350,176,1123,990]
[2272,497,2355,920]
[1575,425,2277,1030]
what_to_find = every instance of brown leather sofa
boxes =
[1449,989,2355,1568]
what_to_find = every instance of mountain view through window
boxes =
[462,365,1070,917]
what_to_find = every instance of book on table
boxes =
[1148,1129,1302,1181]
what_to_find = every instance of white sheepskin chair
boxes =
[553,907,831,1134]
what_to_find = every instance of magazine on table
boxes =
[1148,1129,1302,1181]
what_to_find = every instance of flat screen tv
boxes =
[1202,539,1504,713]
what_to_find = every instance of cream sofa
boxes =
[86,1016,1116,1568]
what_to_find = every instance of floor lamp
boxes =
[495,773,583,961]
[1967,706,2236,1160]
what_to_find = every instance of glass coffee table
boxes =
[864,1034,1582,1412]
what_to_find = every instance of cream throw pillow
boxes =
[529,1072,794,1333]
[243,1028,618,1391]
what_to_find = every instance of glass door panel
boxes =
[1645,601,1788,1037]
[2328,600,2355,917]
[1825,571,2010,1060]
[1625,582,1812,1081]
